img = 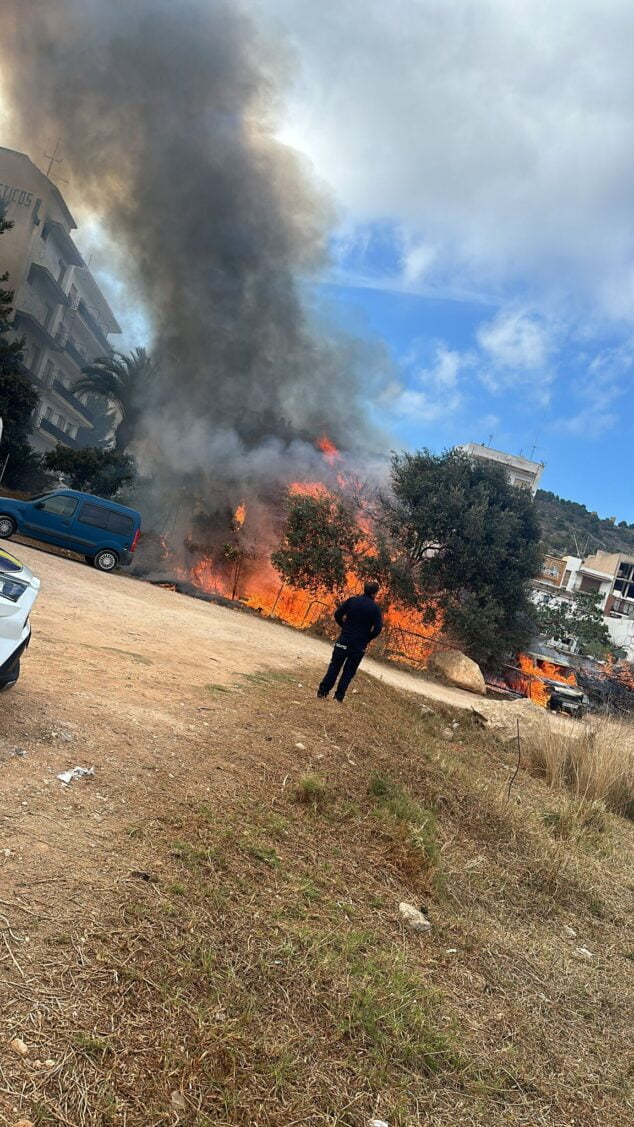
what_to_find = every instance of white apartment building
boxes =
[461,443,544,495]
[0,146,120,451]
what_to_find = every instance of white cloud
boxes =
[473,307,556,401]
[399,235,438,287]
[555,338,634,436]
[381,343,468,422]
[558,409,617,438]
[262,0,634,320]
[478,309,552,371]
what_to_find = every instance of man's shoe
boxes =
[317,690,328,699]
[334,695,344,703]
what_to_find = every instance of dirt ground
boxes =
[0,543,632,1126]
[0,543,482,981]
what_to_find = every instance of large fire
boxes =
[166,434,443,657]
[515,652,577,707]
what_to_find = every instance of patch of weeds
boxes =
[300,879,323,904]
[588,894,607,919]
[72,1033,111,1060]
[543,799,609,844]
[254,810,290,839]
[206,682,231,694]
[294,774,329,810]
[171,840,211,868]
[241,669,295,686]
[243,842,281,868]
[295,924,460,1080]
[166,881,187,896]
[31,1102,56,1125]
[368,773,441,874]
[126,824,144,839]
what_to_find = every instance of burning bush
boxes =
[272,448,542,668]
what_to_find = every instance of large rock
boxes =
[429,649,486,695]
[471,697,551,751]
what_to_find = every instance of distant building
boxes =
[0,146,120,452]
[460,443,544,496]
[531,549,634,661]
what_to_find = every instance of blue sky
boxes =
[315,229,634,520]
[264,0,634,521]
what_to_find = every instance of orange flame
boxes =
[288,481,330,499]
[316,434,340,465]
[234,501,246,529]
[517,653,577,707]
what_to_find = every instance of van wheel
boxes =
[93,549,118,572]
[0,515,16,539]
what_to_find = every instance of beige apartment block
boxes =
[1,146,120,452]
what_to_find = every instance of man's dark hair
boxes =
[364,580,380,598]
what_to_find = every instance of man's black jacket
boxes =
[334,594,383,652]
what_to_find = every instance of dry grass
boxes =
[526,715,634,818]
[1,673,632,1126]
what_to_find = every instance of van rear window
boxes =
[79,502,134,536]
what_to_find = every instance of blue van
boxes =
[0,490,141,572]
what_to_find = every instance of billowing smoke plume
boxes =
[2,0,386,528]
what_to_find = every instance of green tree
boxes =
[72,347,156,450]
[536,591,614,659]
[272,490,361,594]
[44,445,136,498]
[0,206,48,490]
[271,451,542,667]
[378,450,542,665]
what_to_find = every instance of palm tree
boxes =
[72,347,156,451]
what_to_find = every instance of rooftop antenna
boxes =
[487,433,493,447]
[43,138,69,186]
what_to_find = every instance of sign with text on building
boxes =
[0,182,34,208]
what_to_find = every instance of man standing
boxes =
[317,581,383,702]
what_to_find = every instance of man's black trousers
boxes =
[318,642,364,700]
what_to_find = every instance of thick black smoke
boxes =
[3,0,386,521]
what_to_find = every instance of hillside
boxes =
[536,489,634,558]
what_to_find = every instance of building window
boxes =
[44,407,53,421]
[43,359,55,386]
[29,344,42,375]
[579,575,602,594]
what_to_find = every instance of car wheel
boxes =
[93,549,119,572]
[0,658,19,691]
[0,515,17,539]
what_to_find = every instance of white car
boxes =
[0,545,40,691]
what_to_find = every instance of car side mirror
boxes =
[34,502,44,510]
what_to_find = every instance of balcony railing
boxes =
[28,262,69,306]
[64,337,88,368]
[38,417,79,449]
[77,300,110,352]
[52,380,93,425]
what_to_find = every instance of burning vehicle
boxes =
[546,682,588,718]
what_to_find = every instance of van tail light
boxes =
[131,529,140,553]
